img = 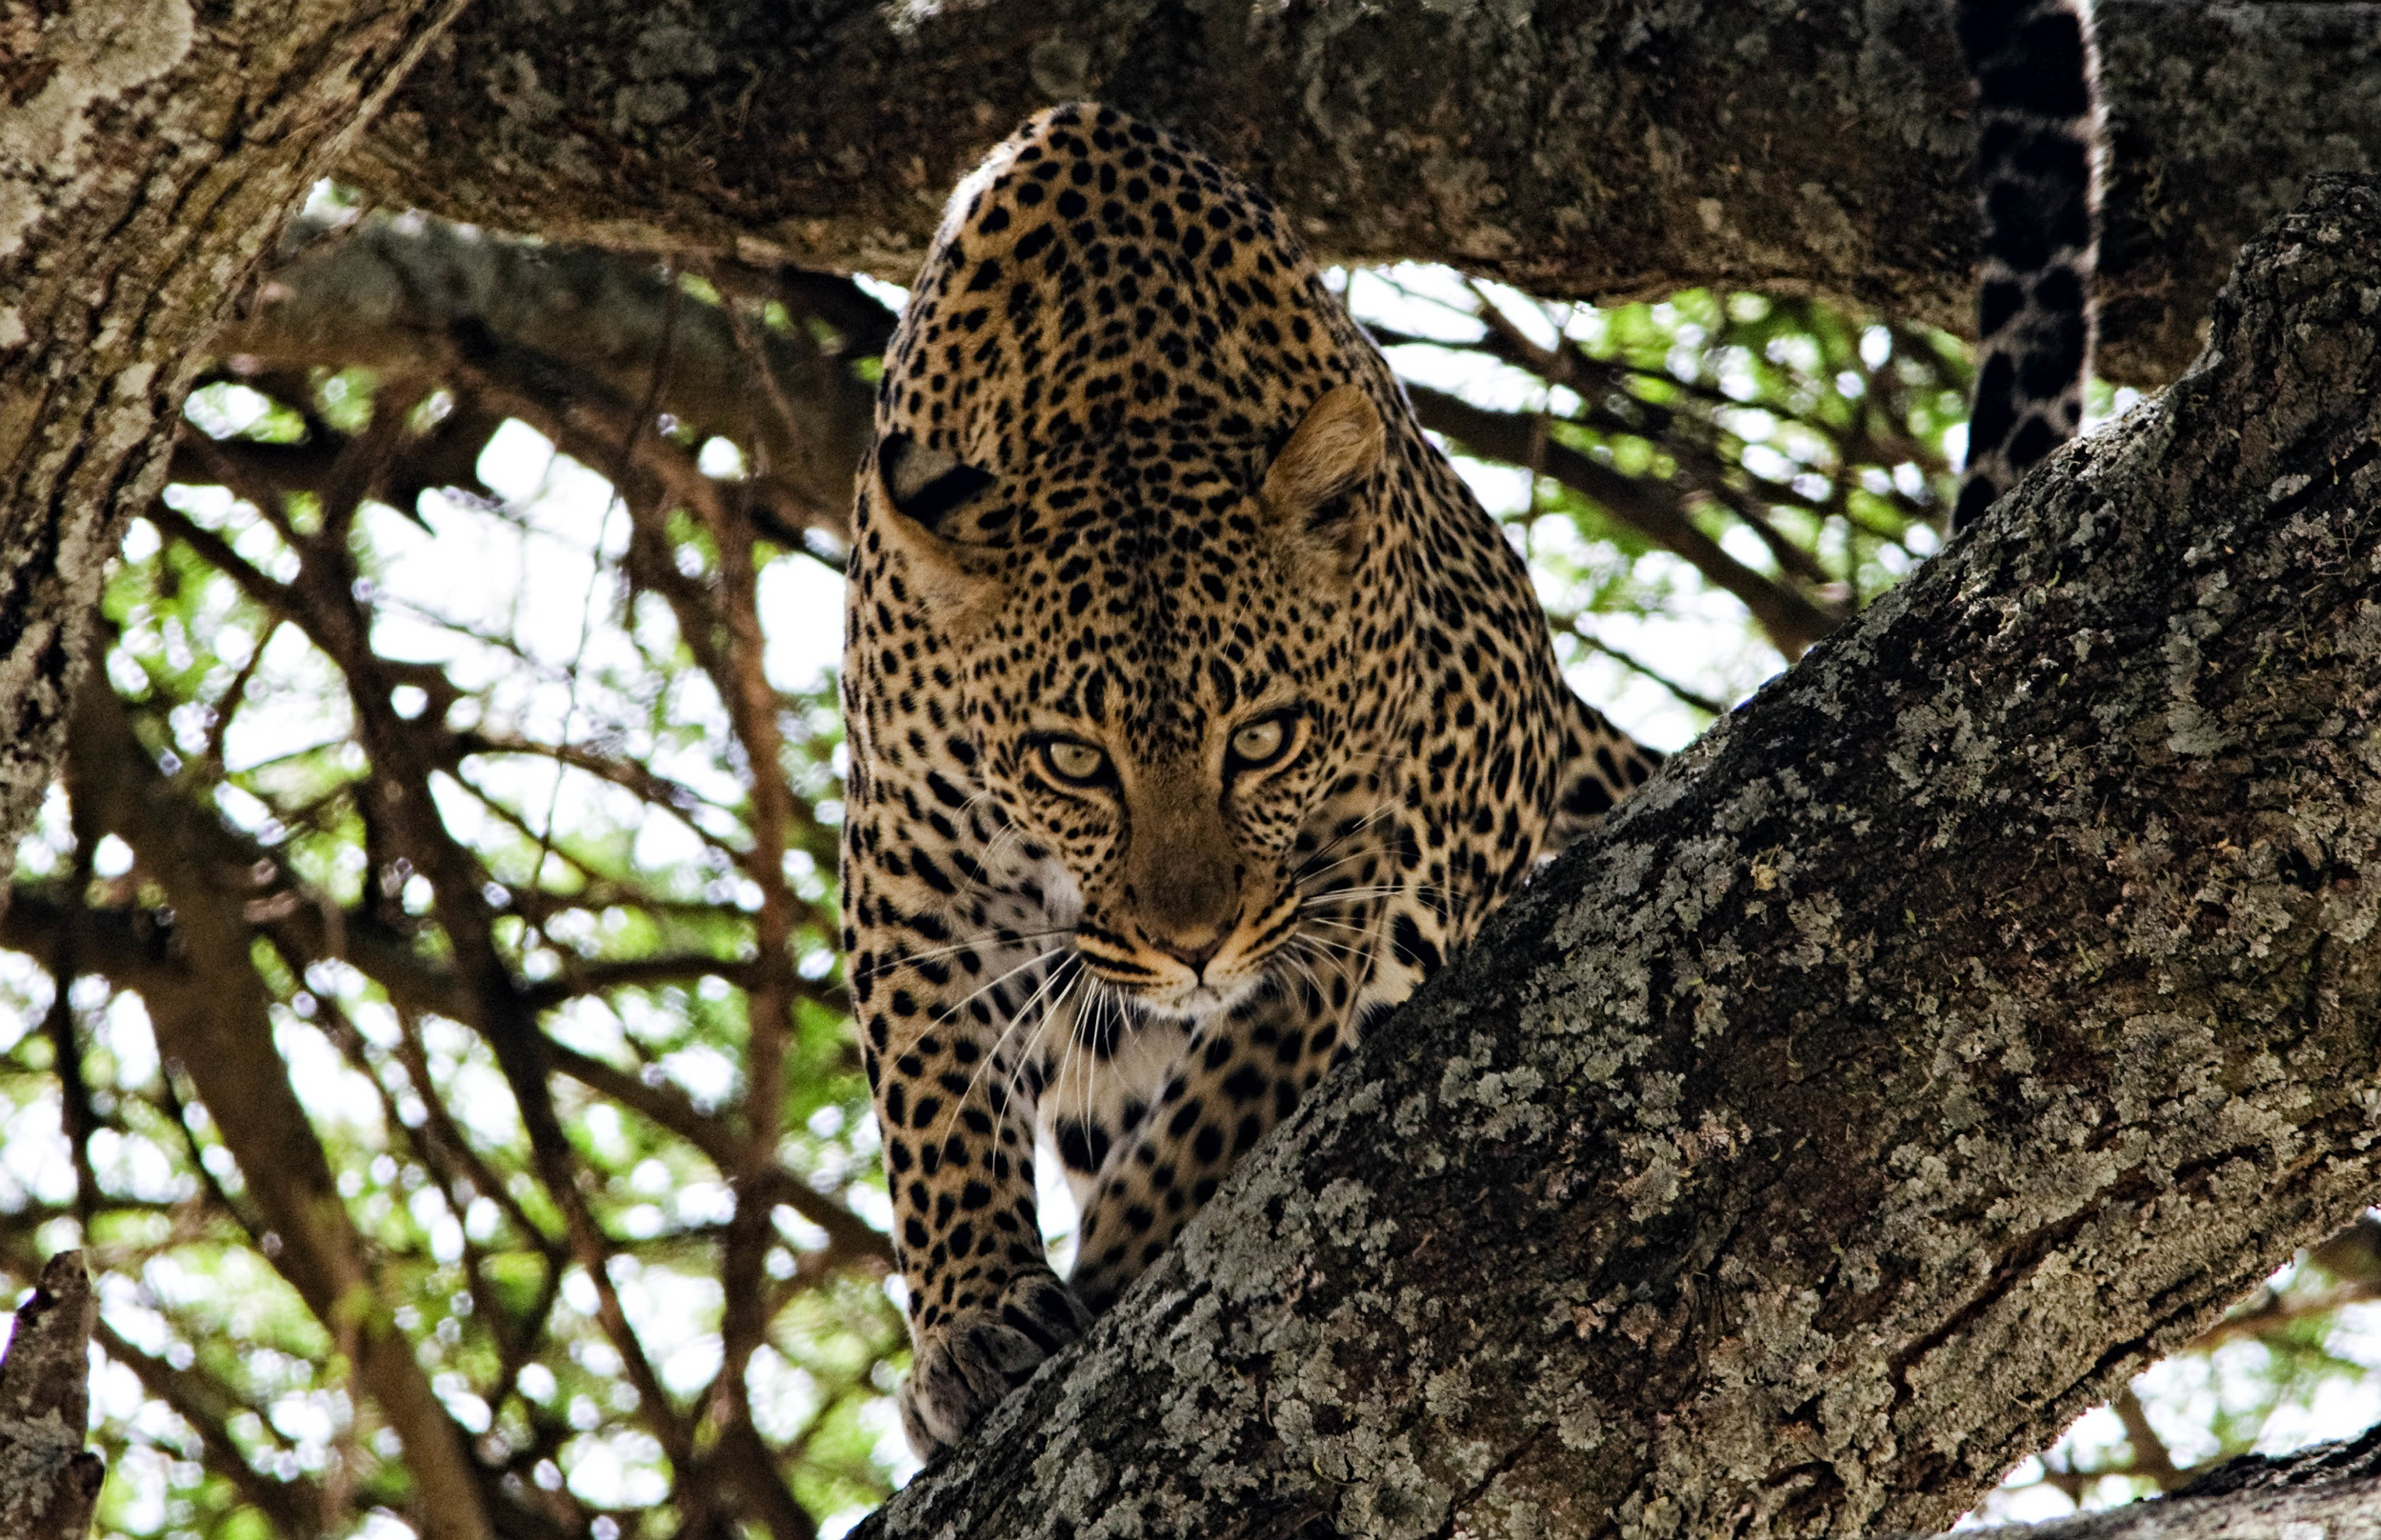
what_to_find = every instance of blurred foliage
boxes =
[0,221,2364,1540]
[6,330,899,1539]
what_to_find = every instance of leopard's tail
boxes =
[1951,0,2103,531]
[1547,690,1664,851]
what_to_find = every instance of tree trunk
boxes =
[0,1252,103,1540]
[340,0,2381,385]
[854,173,2381,1539]
[0,0,466,897]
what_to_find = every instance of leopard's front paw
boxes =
[898,1270,1090,1460]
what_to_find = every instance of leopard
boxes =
[842,0,2101,1460]
[838,103,1660,1460]
[1953,0,2104,530]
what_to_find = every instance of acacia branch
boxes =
[62,682,497,1540]
[342,0,2381,386]
[215,216,880,540]
[860,174,2381,1540]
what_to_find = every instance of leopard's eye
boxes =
[1229,716,1290,769]
[1039,738,1110,786]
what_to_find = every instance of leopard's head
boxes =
[863,384,1401,1019]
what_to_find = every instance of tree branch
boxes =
[88,1314,324,1536]
[215,215,879,540]
[1946,1424,2381,1540]
[0,1253,104,1540]
[858,173,2381,1539]
[341,0,2381,386]
[62,680,498,1540]
[1404,382,1845,655]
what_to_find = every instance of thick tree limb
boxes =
[342,0,2381,386]
[0,1252,103,1540]
[212,216,879,538]
[859,175,2381,1540]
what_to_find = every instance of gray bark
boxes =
[341,0,2381,385]
[0,0,467,900]
[857,174,2381,1540]
[0,1252,101,1540]
[1971,1480,2380,1539]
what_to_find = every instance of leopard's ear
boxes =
[1260,384,1385,566]
[880,431,994,532]
[869,431,1005,625]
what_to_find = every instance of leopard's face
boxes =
[866,384,1393,1022]
[975,645,1345,1019]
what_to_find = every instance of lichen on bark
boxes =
[858,175,2381,1539]
[0,1252,104,1540]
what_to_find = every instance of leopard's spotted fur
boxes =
[840,104,1659,1457]
[1953,0,2103,530]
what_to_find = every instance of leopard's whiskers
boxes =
[940,949,1082,1150]
[851,927,1075,983]
[890,940,1069,1112]
[1299,882,1446,908]
[1290,797,1403,883]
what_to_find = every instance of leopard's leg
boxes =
[1065,963,1373,1313]
[849,838,1093,1459]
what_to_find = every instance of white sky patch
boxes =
[757,550,846,692]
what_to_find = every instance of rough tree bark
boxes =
[0,1252,103,1540]
[0,0,467,897]
[855,175,2381,1539]
[1958,1426,2381,1540]
[341,0,2381,385]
